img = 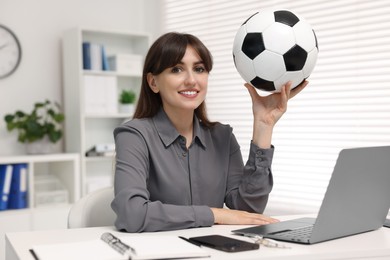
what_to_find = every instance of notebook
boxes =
[233,146,390,244]
[31,233,210,260]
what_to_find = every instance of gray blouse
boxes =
[111,108,274,232]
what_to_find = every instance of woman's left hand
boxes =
[245,80,308,148]
[245,80,308,127]
[211,208,279,225]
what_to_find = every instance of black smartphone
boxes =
[189,235,259,252]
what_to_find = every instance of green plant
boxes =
[4,100,65,143]
[119,89,136,104]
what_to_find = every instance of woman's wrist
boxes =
[252,123,274,149]
[210,208,221,224]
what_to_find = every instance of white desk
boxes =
[5,216,390,260]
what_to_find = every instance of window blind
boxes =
[162,0,390,215]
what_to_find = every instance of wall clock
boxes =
[0,24,22,79]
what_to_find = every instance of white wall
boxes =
[0,0,161,155]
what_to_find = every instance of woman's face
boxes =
[148,45,209,115]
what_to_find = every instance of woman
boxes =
[112,32,307,232]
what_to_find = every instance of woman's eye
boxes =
[171,67,182,73]
[195,66,206,73]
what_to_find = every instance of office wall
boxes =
[0,0,161,155]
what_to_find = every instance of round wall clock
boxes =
[0,25,22,79]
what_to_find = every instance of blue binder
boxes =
[82,42,91,70]
[0,164,13,210]
[102,45,109,71]
[8,163,28,209]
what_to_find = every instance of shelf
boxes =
[85,156,115,162]
[84,113,132,119]
[63,27,150,196]
[0,153,80,209]
[0,153,79,164]
[83,69,142,78]
[0,152,80,234]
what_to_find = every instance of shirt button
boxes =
[256,150,263,156]
[182,152,187,157]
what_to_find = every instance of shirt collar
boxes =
[153,108,207,149]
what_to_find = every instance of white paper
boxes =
[32,235,209,260]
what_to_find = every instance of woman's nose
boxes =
[184,71,196,86]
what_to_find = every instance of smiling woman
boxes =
[146,45,208,126]
[0,24,22,79]
[111,32,306,232]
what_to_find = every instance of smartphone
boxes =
[189,235,259,252]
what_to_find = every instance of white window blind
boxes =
[162,0,390,215]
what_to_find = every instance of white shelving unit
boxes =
[0,153,80,259]
[0,153,80,208]
[62,27,150,195]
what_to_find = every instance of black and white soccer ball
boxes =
[233,9,319,93]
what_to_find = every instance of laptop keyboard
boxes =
[270,225,313,242]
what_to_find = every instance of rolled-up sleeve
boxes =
[225,139,274,213]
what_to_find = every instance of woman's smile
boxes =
[178,90,199,98]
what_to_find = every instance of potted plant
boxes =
[4,100,65,154]
[118,89,136,114]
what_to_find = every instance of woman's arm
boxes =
[220,135,278,224]
[211,82,308,225]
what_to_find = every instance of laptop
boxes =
[232,146,390,244]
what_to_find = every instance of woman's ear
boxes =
[147,73,159,93]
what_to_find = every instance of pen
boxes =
[260,238,290,248]
[101,232,137,259]
[179,236,202,247]
[242,234,291,249]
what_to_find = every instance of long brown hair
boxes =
[133,32,216,128]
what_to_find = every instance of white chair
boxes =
[68,187,116,228]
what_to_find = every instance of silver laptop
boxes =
[233,146,390,244]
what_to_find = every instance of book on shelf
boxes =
[90,43,102,71]
[8,163,28,209]
[101,45,109,71]
[0,164,13,210]
[108,54,143,75]
[82,42,91,70]
[85,145,115,157]
[83,42,109,71]
[30,232,210,260]
[83,75,118,115]
[95,143,115,153]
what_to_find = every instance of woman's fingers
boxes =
[211,208,279,225]
[244,82,258,101]
[244,211,279,225]
[244,80,308,100]
[289,80,309,99]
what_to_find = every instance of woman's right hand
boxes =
[210,208,279,225]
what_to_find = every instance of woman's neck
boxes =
[163,107,194,147]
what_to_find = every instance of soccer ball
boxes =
[233,9,319,93]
